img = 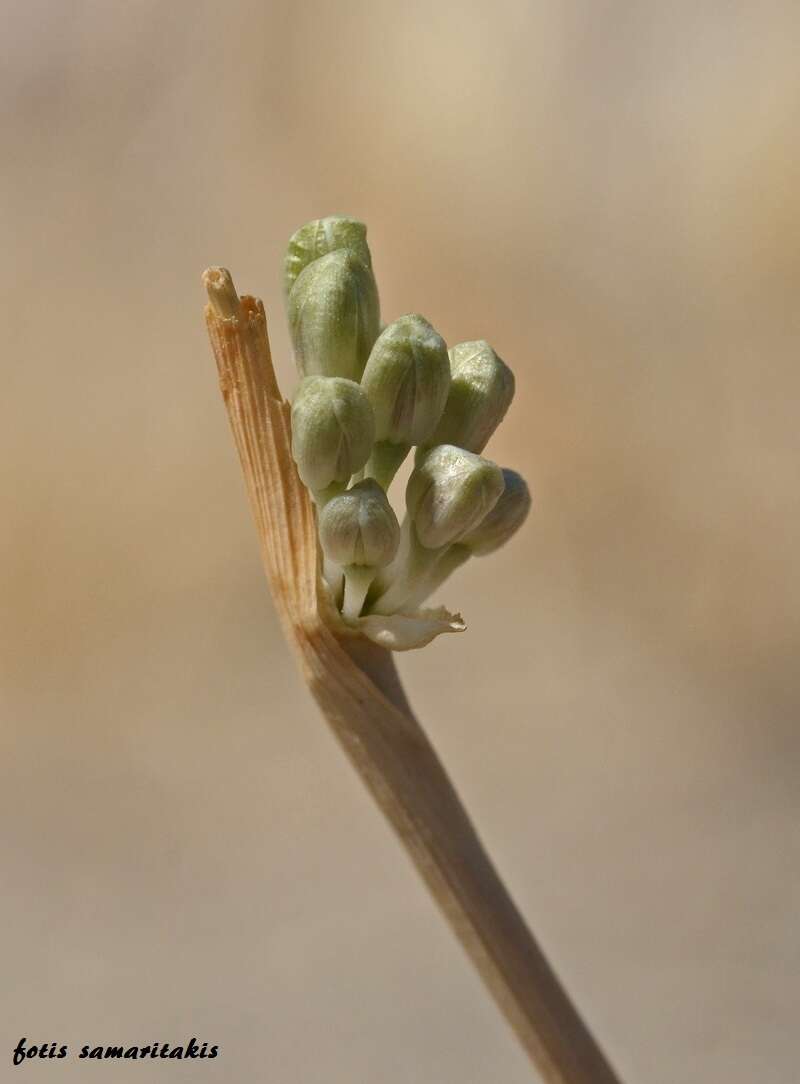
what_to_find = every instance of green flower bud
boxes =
[361,314,451,446]
[427,340,515,453]
[406,445,505,550]
[290,376,374,494]
[318,480,401,569]
[288,250,380,382]
[461,468,531,555]
[392,469,530,611]
[284,215,372,295]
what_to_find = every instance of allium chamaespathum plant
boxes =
[202,225,620,1084]
[284,216,530,648]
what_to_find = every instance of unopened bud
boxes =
[361,314,451,446]
[461,468,531,555]
[318,480,401,569]
[291,376,374,494]
[284,216,372,295]
[288,250,380,382]
[427,340,514,453]
[407,445,505,550]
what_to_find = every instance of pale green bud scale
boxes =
[406,445,505,550]
[318,480,401,569]
[428,340,515,453]
[361,315,451,446]
[284,215,372,295]
[461,468,531,555]
[288,250,380,382]
[290,376,374,494]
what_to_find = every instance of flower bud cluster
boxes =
[284,216,531,632]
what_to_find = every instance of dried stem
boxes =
[202,267,624,1084]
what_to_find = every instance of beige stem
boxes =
[202,267,623,1084]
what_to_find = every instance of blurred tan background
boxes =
[2,1,799,1081]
